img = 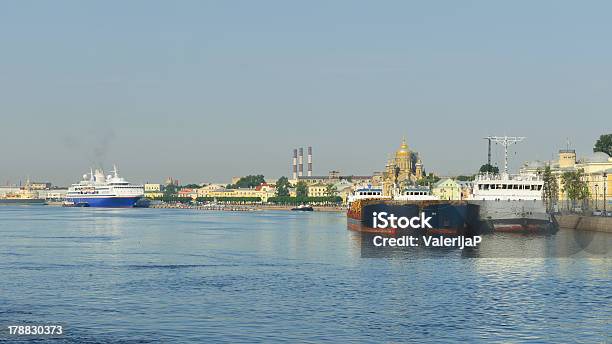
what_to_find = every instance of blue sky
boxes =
[1,1,610,185]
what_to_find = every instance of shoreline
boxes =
[556,214,612,233]
[148,203,345,213]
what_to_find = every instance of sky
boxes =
[1,0,610,186]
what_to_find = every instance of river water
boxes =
[0,206,610,343]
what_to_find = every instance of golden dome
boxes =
[396,138,409,157]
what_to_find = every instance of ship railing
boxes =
[475,173,543,182]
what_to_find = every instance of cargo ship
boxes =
[347,186,481,236]
[65,165,144,207]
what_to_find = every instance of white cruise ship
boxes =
[66,166,144,207]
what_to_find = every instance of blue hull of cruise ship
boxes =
[66,197,141,208]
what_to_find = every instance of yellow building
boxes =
[144,183,162,192]
[382,139,424,196]
[521,149,612,209]
[307,183,328,197]
[196,183,276,202]
[432,178,462,200]
[144,183,164,199]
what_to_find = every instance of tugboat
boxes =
[291,204,314,211]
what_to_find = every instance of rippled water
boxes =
[0,206,610,343]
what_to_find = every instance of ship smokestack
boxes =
[307,146,312,177]
[292,149,298,180]
[298,148,304,177]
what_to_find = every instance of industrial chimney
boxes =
[298,148,304,177]
[307,146,312,177]
[292,149,298,180]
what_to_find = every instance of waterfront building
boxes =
[42,189,68,200]
[178,188,198,199]
[521,148,612,209]
[30,182,52,190]
[333,180,354,204]
[143,183,164,199]
[432,178,462,200]
[458,181,474,200]
[196,184,225,197]
[371,172,384,187]
[144,183,163,192]
[0,187,21,197]
[382,139,424,196]
[292,170,372,186]
[307,183,328,197]
[196,183,276,202]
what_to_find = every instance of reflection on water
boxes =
[0,207,610,343]
[352,221,611,258]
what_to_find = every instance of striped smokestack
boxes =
[298,148,304,177]
[292,149,298,180]
[307,146,312,177]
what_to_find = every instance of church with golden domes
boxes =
[382,139,424,196]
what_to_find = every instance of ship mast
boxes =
[487,136,525,175]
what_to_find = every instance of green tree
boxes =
[324,183,338,197]
[594,134,612,156]
[541,165,559,212]
[163,184,179,197]
[561,168,589,211]
[456,175,475,181]
[417,173,440,186]
[479,164,499,174]
[275,176,290,197]
[182,183,201,189]
[295,181,308,198]
[231,175,265,189]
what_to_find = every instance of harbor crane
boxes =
[483,136,525,174]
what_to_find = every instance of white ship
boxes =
[469,172,556,232]
[66,166,144,207]
[468,136,557,233]
[348,184,438,205]
[347,185,389,205]
[393,186,439,201]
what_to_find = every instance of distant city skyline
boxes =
[1,1,610,185]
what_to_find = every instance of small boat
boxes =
[291,204,313,211]
[62,201,89,207]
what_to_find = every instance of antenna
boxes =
[487,136,525,174]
